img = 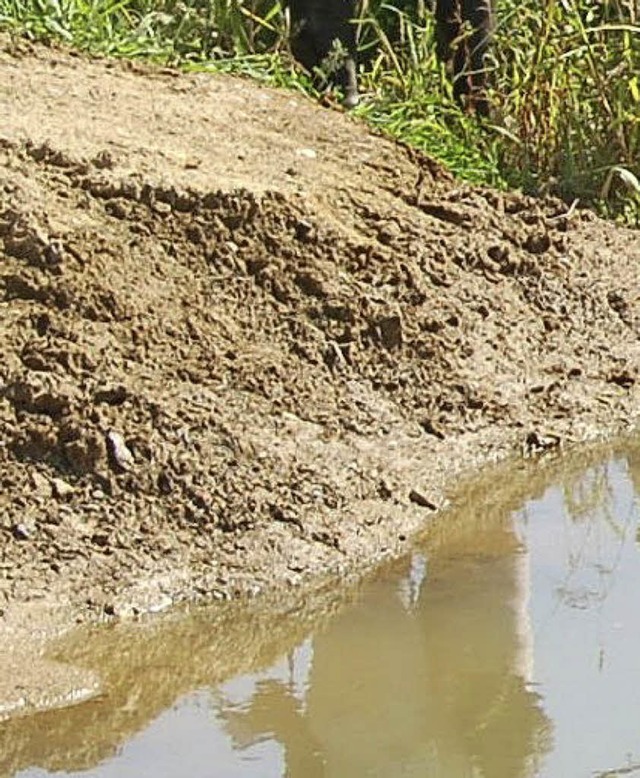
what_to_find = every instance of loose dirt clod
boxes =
[1,39,640,717]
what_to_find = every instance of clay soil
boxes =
[2,36,640,716]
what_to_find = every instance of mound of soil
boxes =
[2,36,640,689]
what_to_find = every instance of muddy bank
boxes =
[2,37,640,717]
[2,435,639,776]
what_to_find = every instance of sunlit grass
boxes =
[1,0,638,221]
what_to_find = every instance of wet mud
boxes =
[2,436,639,776]
[2,36,640,718]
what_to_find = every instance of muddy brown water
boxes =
[4,439,640,778]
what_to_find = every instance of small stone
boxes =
[106,430,135,471]
[52,477,74,499]
[296,147,317,159]
[153,201,172,215]
[408,490,437,510]
[12,523,32,540]
[30,471,52,497]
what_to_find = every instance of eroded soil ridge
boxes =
[2,41,640,693]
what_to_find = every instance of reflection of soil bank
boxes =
[5,443,620,777]
[217,444,637,776]
[2,39,640,717]
[0,582,357,775]
[218,472,559,777]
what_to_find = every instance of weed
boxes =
[1,0,638,220]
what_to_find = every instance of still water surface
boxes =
[6,442,640,778]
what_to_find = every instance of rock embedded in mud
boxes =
[12,522,33,541]
[51,477,74,499]
[106,430,135,472]
[408,490,437,510]
[524,431,562,454]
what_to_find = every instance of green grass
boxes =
[1,0,639,221]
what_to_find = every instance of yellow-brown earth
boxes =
[2,35,640,718]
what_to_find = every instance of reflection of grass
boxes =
[1,0,639,220]
[540,457,635,614]
[594,759,640,778]
[561,463,620,529]
[420,439,640,558]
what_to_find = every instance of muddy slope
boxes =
[2,39,640,642]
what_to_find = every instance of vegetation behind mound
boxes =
[2,0,640,221]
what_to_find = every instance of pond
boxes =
[5,440,640,778]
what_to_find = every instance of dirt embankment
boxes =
[1,36,640,713]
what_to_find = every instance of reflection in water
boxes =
[516,455,640,778]
[219,542,547,778]
[8,440,640,778]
